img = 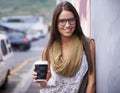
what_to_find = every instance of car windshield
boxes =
[8,33,24,40]
[7,19,23,22]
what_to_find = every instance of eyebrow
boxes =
[58,18,75,20]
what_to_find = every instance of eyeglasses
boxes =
[57,18,76,26]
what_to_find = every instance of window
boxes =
[0,54,2,62]
[1,40,7,55]
[7,19,23,22]
[8,47,12,53]
[6,39,10,44]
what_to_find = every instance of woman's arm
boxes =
[42,47,51,81]
[86,39,96,93]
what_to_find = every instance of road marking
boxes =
[10,56,39,75]
[30,46,44,51]
[12,66,33,93]
[8,78,20,83]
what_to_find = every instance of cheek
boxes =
[72,25,76,32]
[57,25,62,32]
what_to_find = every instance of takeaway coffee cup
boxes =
[34,60,48,81]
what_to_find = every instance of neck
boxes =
[61,36,72,45]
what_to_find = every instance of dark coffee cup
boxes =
[34,60,48,81]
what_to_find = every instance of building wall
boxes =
[78,0,90,37]
[91,0,120,93]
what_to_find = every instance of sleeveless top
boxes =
[40,52,88,93]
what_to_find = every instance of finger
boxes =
[32,71,37,75]
[32,71,37,80]
[33,66,35,71]
[32,75,37,79]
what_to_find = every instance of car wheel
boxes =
[0,71,9,89]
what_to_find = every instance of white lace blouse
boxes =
[40,52,88,93]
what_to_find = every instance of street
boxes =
[0,33,49,93]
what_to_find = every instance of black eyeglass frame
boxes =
[57,18,77,26]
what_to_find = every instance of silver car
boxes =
[0,34,14,89]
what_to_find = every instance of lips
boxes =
[64,29,72,33]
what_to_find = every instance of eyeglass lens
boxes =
[58,18,76,26]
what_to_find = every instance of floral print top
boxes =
[40,52,88,93]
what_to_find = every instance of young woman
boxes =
[33,1,96,93]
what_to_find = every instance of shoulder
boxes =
[42,47,47,60]
[84,36,95,46]
[89,39,95,54]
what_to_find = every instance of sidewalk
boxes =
[11,57,39,93]
[12,67,33,93]
[25,82,40,93]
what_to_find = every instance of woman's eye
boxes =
[59,19,66,23]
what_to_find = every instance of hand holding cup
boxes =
[32,60,48,88]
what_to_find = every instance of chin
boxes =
[62,33,73,37]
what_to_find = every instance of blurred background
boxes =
[0,0,56,93]
[0,0,56,22]
[0,0,120,93]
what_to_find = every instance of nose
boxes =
[65,21,70,27]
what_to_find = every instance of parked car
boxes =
[0,15,44,31]
[26,30,41,41]
[7,32,31,51]
[0,34,14,89]
[26,22,48,41]
[0,24,22,33]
